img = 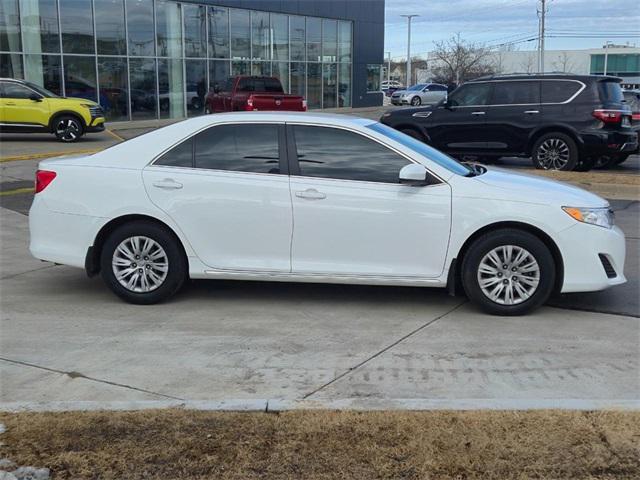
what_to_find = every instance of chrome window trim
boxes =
[447,79,587,108]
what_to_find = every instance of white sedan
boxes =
[29,112,626,315]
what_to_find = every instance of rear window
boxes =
[541,80,582,103]
[598,81,624,103]
[237,78,283,93]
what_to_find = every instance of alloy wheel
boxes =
[55,118,81,142]
[477,245,540,305]
[112,236,169,293]
[537,138,570,170]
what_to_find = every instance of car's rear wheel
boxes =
[461,229,555,316]
[410,96,422,106]
[53,115,84,143]
[531,133,578,171]
[100,221,187,304]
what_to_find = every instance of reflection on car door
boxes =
[287,124,452,278]
[483,80,542,154]
[143,123,293,272]
[426,82,492,154]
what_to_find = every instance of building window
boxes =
[94,0,126,55]
[156,0,181,57]
[63,55,97,102]
[25,54,62,95]
[366,65,382,92]
[322,19,337,63]
[290,16,305,62]
[338,21,351,63]
[230,9,250,60]
[306,18,321,63]
[184,4,206,58]
[59,0,94,54]
[0,53,23,78]
[272,14,288,64]
[208,6,228,59]
[251,11,270,61]
[129,57,157,120]
[21,0,60,54]
[98,56,128,121]
[0,0,22,52]
[127,0,155,56]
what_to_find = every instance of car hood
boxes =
[472,167,608,208]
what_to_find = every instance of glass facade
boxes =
[0,0,353,121]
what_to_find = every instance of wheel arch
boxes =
[85,214,188,277]
[48,110,87,133]
[448,221,564,295]
[526,125,582,156]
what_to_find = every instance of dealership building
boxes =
[0,0,385,121]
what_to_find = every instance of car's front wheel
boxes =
[53,115,84,142]
[531,133,578,171]
[100,221,187,304]
[461,229,556,315]
[410,96,422,106]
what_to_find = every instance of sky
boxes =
[384,0,640,59]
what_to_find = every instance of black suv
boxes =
[380,74,638,171]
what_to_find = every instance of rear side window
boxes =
[541,80,582,103]
[194,124,280,173]
[491,81,540,105]
[448,83,492,106]
[598,81,624,103]
[155,138,194,168]
[292,125,411,183]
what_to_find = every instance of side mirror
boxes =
[399,164,429,186]
[29,94,42,102]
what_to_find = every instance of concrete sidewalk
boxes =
[1,206,638,411]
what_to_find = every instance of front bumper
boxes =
[557,221,626,293]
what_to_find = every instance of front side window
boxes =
[448,83,492,106]
[194,124,280,174]
[491,81,540,105]
[2,83,35,99]
[293,125,411,183]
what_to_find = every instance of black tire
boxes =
[100,221,187,305]
[575,155,596,172]
[461,229,556,316]
[594,155,617,169]
[53,114,84,143]
[400,128,425,141]
[531,132,578,171]
[410,96,422,106]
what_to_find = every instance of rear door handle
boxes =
[471,111,485,115]
[152,178,183,190]
[524,110,540,114]
[295,188,326,200]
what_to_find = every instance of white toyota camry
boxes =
[29,112,626,315]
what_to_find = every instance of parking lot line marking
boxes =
[106,129,125,141]
[0,186,34,196]
[0,149,103,163]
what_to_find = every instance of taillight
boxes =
[592,109,625,124]
[632,113,640,121]
[35,170,56,194]
[245,97,254,111]
[302,99,308,111]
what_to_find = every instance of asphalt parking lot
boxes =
[1,113,639,411]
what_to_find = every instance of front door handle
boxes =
[295,188,326,200]
[524,110,540,114]
[5,102,16,106]
[152,178,183,190]
[471,111,485,115]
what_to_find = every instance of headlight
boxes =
[562,207,614,229]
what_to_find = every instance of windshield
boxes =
[367,123,472,176]
[407,84,426,91]
[25,81,58,98]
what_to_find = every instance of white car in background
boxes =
[29,112,626,315]
[391,83,448,106]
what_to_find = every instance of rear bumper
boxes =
[580,129,638,156]
[557,222,626,293]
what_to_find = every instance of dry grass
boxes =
[0,409,639,479]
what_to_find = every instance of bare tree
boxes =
[519,53,537,74]
[551,51,575,73]
[429,33,496,85]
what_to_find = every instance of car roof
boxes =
[468,73,622,83]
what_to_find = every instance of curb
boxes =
[2,398,638,413]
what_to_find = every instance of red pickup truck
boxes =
[205,76,307,113]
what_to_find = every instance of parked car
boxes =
[381,74,638,171]
[390,83,448,106]
[0,78,105,142]
[382,80,403,90]
[205,76,306,113]
[29,112,626,315]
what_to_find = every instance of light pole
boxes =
[603,41,612,75]
[401,14,419,86]
[385,51,391,84]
